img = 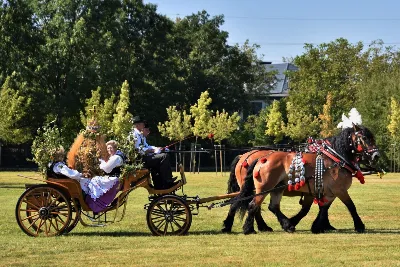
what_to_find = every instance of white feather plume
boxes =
[337,108,362,129]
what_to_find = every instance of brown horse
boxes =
[222,150,335,233]
[236,124,379,234]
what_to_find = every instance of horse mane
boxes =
[325,125,374,162]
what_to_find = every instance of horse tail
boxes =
[227,155,241,194]
[237,159,258,220]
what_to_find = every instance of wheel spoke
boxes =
[49,218,58,232]
[150,209,166,216]
[21,213,39,222]
[170,221,175,232]
[55,217,60,231]
[44,220,49,236]
[22,199,40,210]
[49,204,68,211]
[172,219,183,229]
[172,209,187,216]
[35,219,44,235]
[26,216,40,230]
[56,215,65,224]
[156,204,166,213]
[151,217,166,224]
[174,216,187,223]
[163,221,169,235]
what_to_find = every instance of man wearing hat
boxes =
[131,116,177,189]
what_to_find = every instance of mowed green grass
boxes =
[0,171,399,267]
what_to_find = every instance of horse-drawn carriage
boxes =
[16,165,241,237]
[15,108,383,237]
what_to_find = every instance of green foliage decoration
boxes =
[31,122,64,177]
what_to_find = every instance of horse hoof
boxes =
[355,227,365,233]
[258,226,273,232]
[311,226,324,234]
[355,222,365,233]
[324,224,336,231]
[244,229,257,235]
[221,227,232,233]
[285,226,295,233]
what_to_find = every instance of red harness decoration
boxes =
[310,140,365,184]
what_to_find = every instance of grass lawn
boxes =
[1,171,399,267]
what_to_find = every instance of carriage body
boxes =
[15,168,190,237]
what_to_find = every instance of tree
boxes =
[0,75,32,143]
[190,90,213,139]
[265,100,285,143]
[208,109,240,174]
[318,93,337,138]
[284,101,319,142]
[81,87,117,136]
[208,110,240,144]
[388,97,400,143]
[286,38,366,123]
[355,70,400,167]
[168,12,272,114]
[112,81,133,140]
[158,106,192,143]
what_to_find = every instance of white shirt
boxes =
[99,154,124,173]
[52,162,83,180]
[131,128,157,155]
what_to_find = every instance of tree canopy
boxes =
[0,0,268,146]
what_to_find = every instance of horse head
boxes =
[350,123,380,165]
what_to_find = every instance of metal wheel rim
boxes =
[16,186,72,237]
[147,196,192,236]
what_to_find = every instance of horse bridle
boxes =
[350,130,379,163]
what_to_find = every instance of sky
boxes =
[144,0,400,63]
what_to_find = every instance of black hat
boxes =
[132,116,145,124]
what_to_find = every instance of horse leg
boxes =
[268,190,295,233]
[222,204,237,233]
[311,202,333,233]
[243,195,266,235]
[289,195,313,227]
[255,209,273,232]
[289,195,336,230]
[337,192,365,233]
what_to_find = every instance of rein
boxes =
[207,184,287,209]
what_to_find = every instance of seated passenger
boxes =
[130,116,178,190]
[84,140,126,213]
[47,147,88,191]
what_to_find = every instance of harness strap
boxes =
[240,150,260,169]
[320,143,357,174]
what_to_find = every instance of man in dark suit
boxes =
[130,116,178,189]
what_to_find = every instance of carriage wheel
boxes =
[146,195,192,236]
[16,185,72,237]
[65,199,81,233]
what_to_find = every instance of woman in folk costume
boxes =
[83,140,126,212]
[66,111,125,212]
[47,147,86,186]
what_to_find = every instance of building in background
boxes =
[248,62,298,116]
